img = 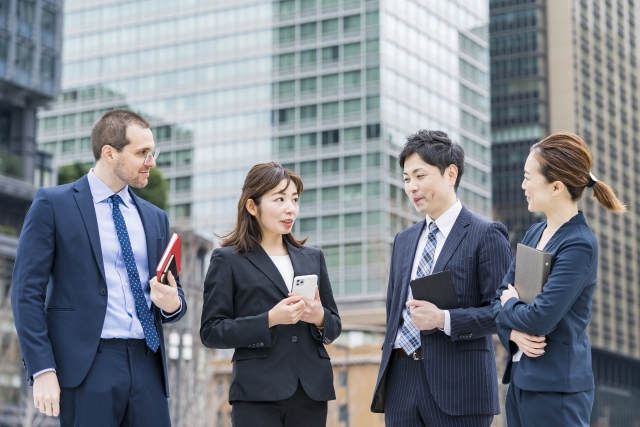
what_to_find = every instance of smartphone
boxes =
[292,274,318,301]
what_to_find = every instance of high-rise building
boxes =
[38,0,491,327]
[490,0,640,424]
[0,0,62,423]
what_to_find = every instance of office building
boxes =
[38,0,491,325]
[490,0,640,425]
[0,0,62,424]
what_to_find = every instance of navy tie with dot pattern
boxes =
[110,194,159,352]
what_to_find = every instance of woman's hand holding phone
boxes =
[292,288,325,328]
[268,295,306,327]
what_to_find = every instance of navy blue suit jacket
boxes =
[11,175,186,397]
[371,206,512,416]
[492,211,597,393]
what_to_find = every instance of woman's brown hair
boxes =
[531,132,627,213]
[219,162,308,253]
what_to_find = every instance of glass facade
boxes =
[38,0,490,311]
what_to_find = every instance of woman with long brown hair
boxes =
[200,162,341,427]
[492,132,626,426]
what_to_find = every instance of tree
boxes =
[57,162,168,211]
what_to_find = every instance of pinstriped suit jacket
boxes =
[371,206,512,417]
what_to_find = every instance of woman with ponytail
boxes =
[491,132,625,426]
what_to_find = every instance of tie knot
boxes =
[428,221,439,234]
[110,194,122,207]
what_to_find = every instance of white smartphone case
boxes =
[292,274,318,301]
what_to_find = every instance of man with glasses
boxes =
[12,109,186,426]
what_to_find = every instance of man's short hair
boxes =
[398,130,465,190]
[91,109,150,161]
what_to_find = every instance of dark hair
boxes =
[219,162,307,254]
[91,109,150,161]
[531,132,626,213]
[398,130,465,190]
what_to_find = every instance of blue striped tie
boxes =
[398,221,439,354]
[110,194,159,352]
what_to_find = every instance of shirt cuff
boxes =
[161,298,182,318]
[443,310,451,336]
[33,368,56,379]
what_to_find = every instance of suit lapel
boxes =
[432,206,471,273]
[129,190,158,274]
[397,220,425,311]
[245,244,290,297]
[286,241,306,279]
[73,176,106,282]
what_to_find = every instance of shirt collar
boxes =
[87,169,132,208]
[425,200,462,239]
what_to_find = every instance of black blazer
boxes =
[200,241,341,402]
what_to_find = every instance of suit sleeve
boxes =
[10,190,57,379]
[497,236,595,336]
[200,249,274,349]
[309,250,341,344]
[159,212,187,324]
[491,257,519,357]
[448,222,512,341]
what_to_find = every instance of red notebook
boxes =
[156,233,181,284]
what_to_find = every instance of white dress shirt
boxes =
[270,255,294,292]
[394,200,462,349]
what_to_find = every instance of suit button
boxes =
[100,289,106,296]
[291,336,298,343]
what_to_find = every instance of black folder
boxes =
[409,270,459,335]
[514,243,552,304]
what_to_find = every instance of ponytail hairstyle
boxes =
[218,162,307,254]
[530,132,627,213]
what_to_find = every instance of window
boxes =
[156,125,171,141]
[367,210,381,224]
[367,181,381,196]
[322,158,339,172]
[278,136,295,151]
[344,184,362,200]
[17,0,34,23]
[344,15,361,31]
[0,36,8,61]
[174,204,191,218]
[175,177,191,191]
[302,189,317,203]
[366,11,379,26]
[322,18,339,34]
[300,105,317,120]
[366,67,380,82]
[40,55,55,80]
[300,132,317,148]
[344,242,362,263]
[322,73,339,89]
[278,53,295,69]
[79,137,91,152]
[300,22,317,38]
[15,43,33,71]
[156,152,172,167]
[367,152,381,167]
[322,101,339,117]
[366,39,379,54]
[344,155,361,170]
[322,46,339,62]
[323,245,339,267]
[300,49,317,66]
[344,42,361,58]
[366,95,380,111]
[278,108,295,123]
[300,160,317,176]
[322,130,339,145]
[62,114,76,129]
[43,116,57,130]
[81,111,96,127]
[61,139,75,153]
[344,98,361,114]
[344,70,361,86]
[366,124,380,139]
[279,26,295,43]
[279,80,295,96]
[300,217,317,232]
[300,77,317,92]
[322,215,339,230]
[344,126,361,142]
[322,186,339,201]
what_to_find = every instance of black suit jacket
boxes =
[200,242,341,402]
[371,206,512,416]
[11,175,186,397]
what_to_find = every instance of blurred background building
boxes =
[490,0,640,425]
[0,0,62,425]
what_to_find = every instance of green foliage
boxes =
[0,150,24,178]
[57,162,168,211]
[57,162,92,185]
[132,167,168,211]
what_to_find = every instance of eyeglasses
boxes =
[120,147,160,165]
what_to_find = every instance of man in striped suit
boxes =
[371,130,512,427]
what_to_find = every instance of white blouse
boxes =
[270,255,294,293]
